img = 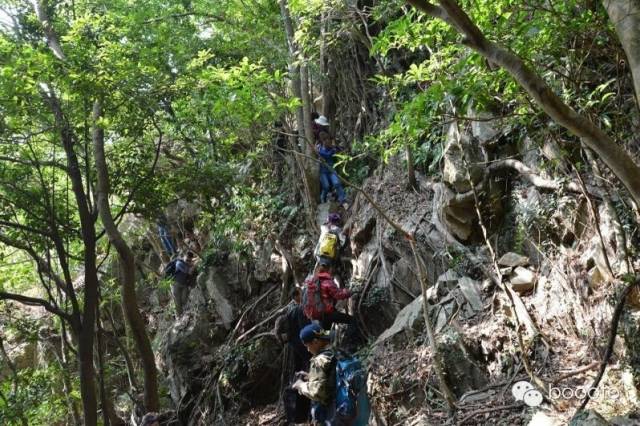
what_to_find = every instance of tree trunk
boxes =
[280,0,318,223]
[57,328,81,426]
[407,0,640,207]
[45,91,99,426]
[405,144,417,189]
[92,101,159,412]
[604,0,640,109]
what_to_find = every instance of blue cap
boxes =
[299,323,331,343]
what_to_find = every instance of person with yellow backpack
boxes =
[315,213,346,279]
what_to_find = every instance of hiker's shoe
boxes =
[341,202,349,210]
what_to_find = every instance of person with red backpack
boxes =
[302,265,356,334]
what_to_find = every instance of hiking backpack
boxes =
[163,259,178,278]
[316,231,339,260]
[302,274,331,320]
[335,352,370,425]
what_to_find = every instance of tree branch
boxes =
[30,0,66,61]
[406,0,640,207]
[0,290,71,321]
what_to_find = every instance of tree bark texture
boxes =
[407,0,640,207]
[92,101,159,412]
[45,91,99,426]
[604,0,640,109]
[280,0,318,223]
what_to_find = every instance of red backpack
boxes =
[302,272,332,320]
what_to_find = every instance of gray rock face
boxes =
[375,295,424,345]
[442,122,485,193]
[440,333,488,397]
[498,252,529,268]
[471,110,500,144]
[458,277,483,311]
[569,410,611,426]
[509,267,536,293]
[159,257,248,406]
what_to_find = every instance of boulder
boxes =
[220,336,282,406]
[458,277,483,311]
[610,415,640,426]
[528,412,563,426]
[442,122,484,193]
[569,410,611,426]
[588,266,607,289]
[439,332,488,397]
[498,252,529,268]
[437,270,459,289]
[375,296,424,345]
[201,268,237,329]
[510,267,536,293]
[470,110,500,143]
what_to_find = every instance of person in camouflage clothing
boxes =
[292,323,337,425]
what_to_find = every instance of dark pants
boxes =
[320,310,354,330]
[311,401,335,425]
[310,403,354,426]
[171,271,190,316]
[285,343,311,423]
[320,311,361,351]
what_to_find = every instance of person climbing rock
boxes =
[315,212,347,280]
[275,286,313,370]
[312,113,330,141]
[165,251,195,317]
[293,323,370,426]
[302,266,356,330]
[140,412,160,426]
[157,215,176,257]
[292,323,337,425]
[274,286,312,424]
[316,130,347,209]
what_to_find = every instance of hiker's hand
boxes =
[291,379,305,391]
[294,371,308,380]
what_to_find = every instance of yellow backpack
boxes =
[317,232,338,259]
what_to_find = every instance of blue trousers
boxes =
[158,225,176,256]
[320,171,345,204]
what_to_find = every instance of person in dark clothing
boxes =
[308,264,362,353]
[292,323,337,425]
[168,252,195,317]
[316,130,347,208]
[276,287,312,371]
[275,287,312,424]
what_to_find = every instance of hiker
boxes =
[274,287,312,424]
[312,113,330,141]
[302,266,355,330]
[315,213,347,278]
[292,323,370,425]
[165,252,195,316]
[292,323,336,425]
[157,216,176,257]
[316,130,347,209]
[275,286,313,370]
[140,412,160,426]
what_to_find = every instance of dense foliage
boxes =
[1,0,639,423]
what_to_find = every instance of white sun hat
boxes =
[314,115,329,126]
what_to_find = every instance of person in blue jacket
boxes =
[316,130,347,209]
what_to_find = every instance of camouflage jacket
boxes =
[298,348,336,406]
